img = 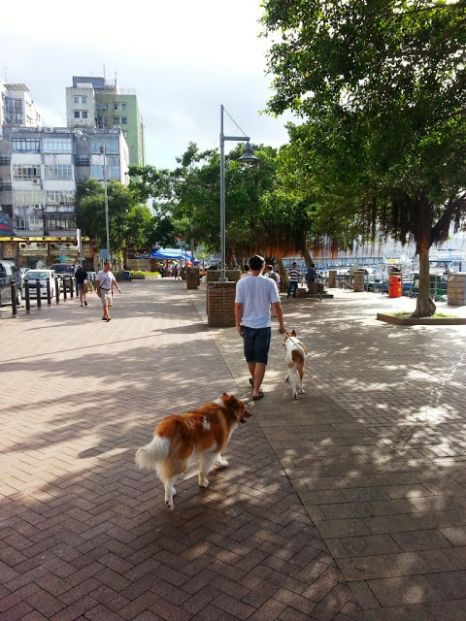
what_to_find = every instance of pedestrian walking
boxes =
[74,264,88,307]
[95,262,121,322]
[287,262,300,298]
[235,254,286,400]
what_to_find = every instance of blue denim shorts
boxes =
[241,326,272,364]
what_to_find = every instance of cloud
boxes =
[0,0,291,168]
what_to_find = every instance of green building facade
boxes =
[96,92,145,167]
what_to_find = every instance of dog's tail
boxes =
[135,435,169,472]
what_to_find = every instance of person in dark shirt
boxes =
[75,264,88,307]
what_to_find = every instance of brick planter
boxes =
[186,268,200,290]
[353,270,365,292]
[447,273,466,306]
[207,282,236,327]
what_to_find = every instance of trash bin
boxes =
[388,274,402,298]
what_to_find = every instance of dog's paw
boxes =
[300,388,305,394]
[165,498,174,510]
[216,456,229,468]
[198,476,209,488]
[292,394,298,400]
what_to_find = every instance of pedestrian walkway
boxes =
[0,280,465,621]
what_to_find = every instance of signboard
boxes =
[99,249,109,260]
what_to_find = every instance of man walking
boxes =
[95,262,121,322]
[75,264,88,307]
[235,255,286,400]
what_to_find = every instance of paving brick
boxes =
[3,282,466,620]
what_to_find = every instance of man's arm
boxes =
[234,303,243,336]
[272,302,285,334]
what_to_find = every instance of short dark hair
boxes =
[249,254,265,271]
[243,264,249,272]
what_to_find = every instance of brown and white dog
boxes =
[135,393,251,510]
[284,329,308,400]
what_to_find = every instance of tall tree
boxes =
[76,180,151,261]
[263,0,466,316]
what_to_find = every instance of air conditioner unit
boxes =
[32,178,39,184]
[33,204,41,210]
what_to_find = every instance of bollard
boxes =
[70,276,74,299]
[55,277,60,303]
[46,279,52,305]
[36,279,42,308]
[63,277,67,301]
[11,283,17,317]
[25,281,30,313]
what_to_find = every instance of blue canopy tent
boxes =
[151,248,196,262]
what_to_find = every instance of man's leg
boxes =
[248,362,266,397]
[101,294,109,320]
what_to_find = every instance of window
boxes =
[44,164,73,180]
[121,117,127,124]
[74,111,80,118]
[91,139,119,154]
[81,96,87,104]
[90,164,104,179]
[13,190,43,205]
[113,116,120,125]
[113,102,127,111]
[108,166,120,179]
[42,137,72,153]
[82,111,88,119]
[11,138,40,152]
[13,165,41,180]
[47,215,76,231]
[46,191,75,205]
[73,96,79,104]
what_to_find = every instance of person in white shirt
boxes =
[235,255,286,400]
[95,262,121,322]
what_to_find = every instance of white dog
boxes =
[284,330,308,400]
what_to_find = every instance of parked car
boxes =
[19,267,31,284]
[48,264,76,291]
[0,260,22,306]
[22,269,57,298]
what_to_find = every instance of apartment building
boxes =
[0,127,129,237]
[0,81,41,133]
[66,76,145,166]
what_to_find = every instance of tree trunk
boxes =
[413,240,436,317]
[277,258,288,292]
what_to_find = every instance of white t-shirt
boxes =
[96,270,116,290]
[235,275,280,329]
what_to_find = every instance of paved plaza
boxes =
[1,279,465,621]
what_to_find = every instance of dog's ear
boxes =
[291,329,297,337]
[221,392,230,402]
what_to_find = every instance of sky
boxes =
[0,0,292,169]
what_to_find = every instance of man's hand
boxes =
[236,325,243,337]
[278,324,286,334]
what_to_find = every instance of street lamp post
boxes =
[100,144,110,263]
[219,104,258,282]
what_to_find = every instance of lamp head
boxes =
[238,142,259,165]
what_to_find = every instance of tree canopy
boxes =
[76,179,151,261]
[130,142,310,263]
[262,0,466,315]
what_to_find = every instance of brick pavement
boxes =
[201,284,466,621]
[0,280,363,621]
